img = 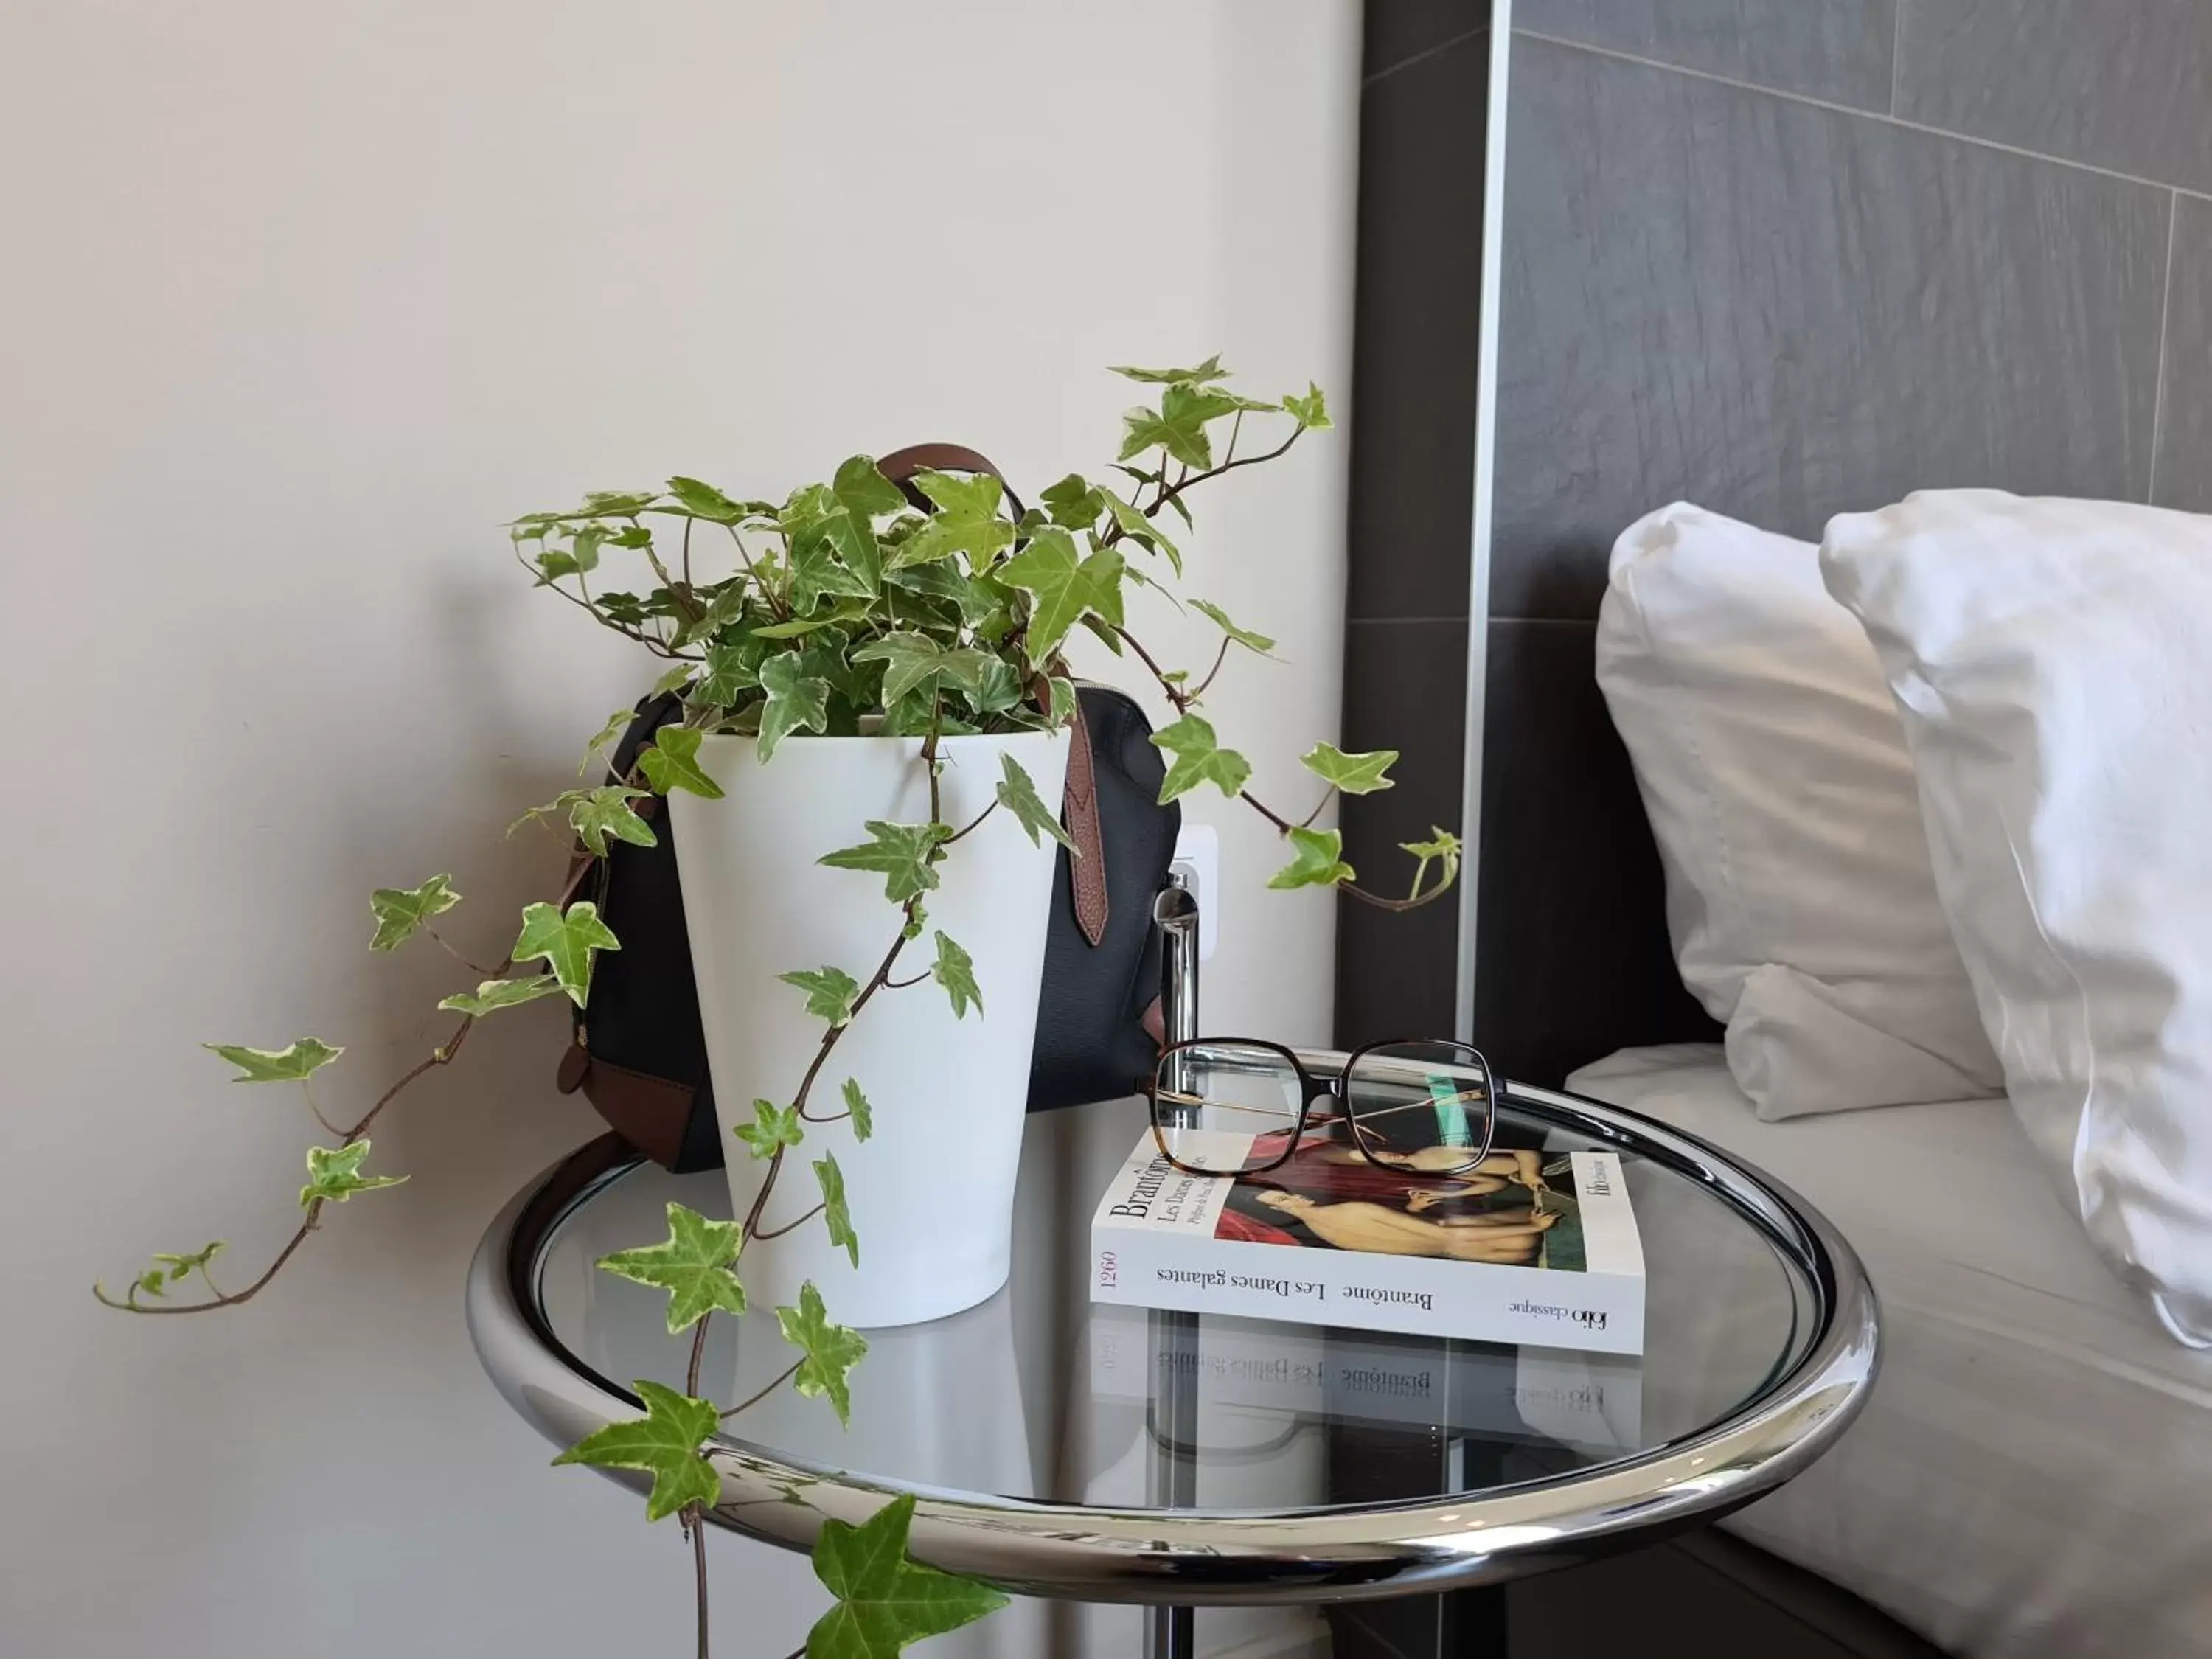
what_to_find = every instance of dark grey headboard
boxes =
[1338,4,2204,1086]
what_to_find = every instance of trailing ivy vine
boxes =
[97,358,1460,1658]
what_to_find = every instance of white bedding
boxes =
[1566,1046,2212,1659]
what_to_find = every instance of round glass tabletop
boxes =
[468,1065,1876,1606]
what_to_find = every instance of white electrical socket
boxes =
[1170,823,1220,961]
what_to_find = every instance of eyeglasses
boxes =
[1140,1037,1499,1179]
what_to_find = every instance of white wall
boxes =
[0,4,1357,1656]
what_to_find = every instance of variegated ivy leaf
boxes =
[780,965,860,1026]
[850,633,991,708]
[734,1099,805,1161]
[841,1078,874,1143]
[637,726,725,799]
[995,753,1077,852]
[997,527,1125,661]
[204,1037,343,1084]
[664,475,748,524]
[300,1140,408,1208]
[931,931,981,1020]
[151,1240,226,1286]
[567,786,656,858]
[787,499,878,616]
[595,1202,746,1334]
[1119,382,1242,472]
[1040,472,1105,532]
[1300,742,1397,796]
[650,664,697,700]
[813,1152,858,1268]
[757,653,830,762]
[1400,827,1464,895]
[437,975,564,1018]
[804,1493,1010,1659]
[1099,487,1182,574]
[1267,827,1357,891]
[1191,599,1276,657]
[777,1281,867,1427]
[552,1380,720,1523]
[1282,381,1332,430]
[689,639,760,709]
[1110,354,1228,385]
[888,470,1013,570]
[511,900,621,1007]
[578,708,634,776]
[368,874,461,953]
[818,821,950,905]
[1150,714,1252,803]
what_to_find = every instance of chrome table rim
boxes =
[466,1065,1879,1605]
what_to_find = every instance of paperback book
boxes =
[1088,1127,1646,1354]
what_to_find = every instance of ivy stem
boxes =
[1297,789,1338,832]
[754,1203,825,1241]
[1187,636,1232,703]
[940,799,997,848]
[424,927,500,979]
[690,1505,710,1659]
[882,971,929,991]
[721,1360,804,1419]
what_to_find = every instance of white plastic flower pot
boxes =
[668,728,1068,1329]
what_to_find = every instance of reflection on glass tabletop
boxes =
[531,1093,1832,1531]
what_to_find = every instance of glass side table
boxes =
[467,1063,1878,1659]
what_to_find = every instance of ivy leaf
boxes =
[1039,473,1105,531]
[1267,826,1357,891]
[581,489,661,515]
[997,528,1125,660]
[813,1152,858,1268]
[569,785,658,857]
[841,1077,873,1143]
[818,821,950,905]
[830,455,905,592]
[368,874,460,953]
[850,633,990,708]
[1191,599,1276,656]
[665,476,748,524]
[596,1201,746,1334]
[638,726,726,799]
[151,1240,226,1284]
[437,975,564,1018]
[300,1140,408,1208]
[758,653,832,762]
[579,708,635,776]
[1400,826,1464,894]
[1282,381,1332,430]
[1099,488,1181,574]
[804,1492,1010,1659]
[1150,714,1253,803]
[689,640,760,709]
[512,900,621,1007]
[1300,742,1397,796]
[1119,383,1241,472]
[789,513,877,616]
[133,1269,169,1301]
[552,1379,720,1523]
[734,1099,806,1161]
[1110,354,1228,385]
[776,1281,868,1427]
[887,470,1012,569]
[930,931,981,1020]
[650,664,698,700]
[994,754,1075,852]
[204,1037,342,1084]
[780,965,861,1026]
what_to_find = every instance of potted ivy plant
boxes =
[98,355,1461,1657]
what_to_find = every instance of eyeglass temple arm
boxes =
[1152,874,1201,1120]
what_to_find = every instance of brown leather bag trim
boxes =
[557,1043,695,1170]
[1062,696,1109,945]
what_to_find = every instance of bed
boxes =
[1563,1043,2212,1659]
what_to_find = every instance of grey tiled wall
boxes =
[1335,0,2212,1079]
[1478,1,2212,1079]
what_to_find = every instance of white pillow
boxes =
[1596,504,2003,1120]
[1822,490,2212,1347]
